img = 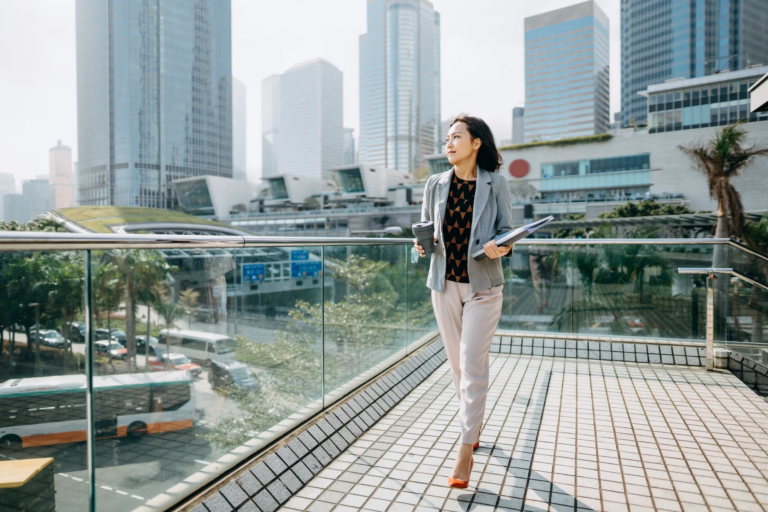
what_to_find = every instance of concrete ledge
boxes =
[492,334,707,366]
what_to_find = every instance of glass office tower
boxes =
[359,0,441,173]
[524,1,610,142]
[621,0,768,129]
[279,59,344,180]
[76,0,233,208]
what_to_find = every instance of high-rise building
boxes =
[621,0,768,128]
[49,140,74,209]
[512,107,525,144]
[76,0,233,209]
[233,77,247,181]
[4,179,49,224]
[359,0,441,173]
[0,174,15,222]
[278,59,343,180]
[524,1,610,142]
[343,128,356,165]
[261,74,281,178]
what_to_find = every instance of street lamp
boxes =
[29,303,41,376]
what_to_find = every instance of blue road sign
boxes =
[291,261,322,279]
[291,249,309,261]
[242,263,265,283]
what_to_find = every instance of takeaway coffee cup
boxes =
[412,221,435,256]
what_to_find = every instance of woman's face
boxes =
[445,122,480,166]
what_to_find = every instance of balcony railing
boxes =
[0,234,767,512]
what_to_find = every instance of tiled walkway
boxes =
[278,353,768,512]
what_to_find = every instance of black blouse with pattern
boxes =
[442,175,476,283]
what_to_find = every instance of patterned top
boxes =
[443,175,476,283]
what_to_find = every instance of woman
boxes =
[413,115,513,488]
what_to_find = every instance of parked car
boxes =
[62,321,86,343]
[95,328,111,341]
[136,335,158,351]
[95,340,127,360]
[193,307,216,323]
[40,330,67,349]
[208,360,260,393]
[149,353,202,377]
[109,329,127,346]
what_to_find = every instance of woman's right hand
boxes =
[413,237,437,257]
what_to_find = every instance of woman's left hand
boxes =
[483,240,512,259]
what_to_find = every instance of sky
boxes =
[0,0,620,189]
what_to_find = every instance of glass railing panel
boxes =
[89,246,322,511]
[0,250,88,512]
[406,245,437,351]
[322,244,407,406]
[498,244,572,334]
[504,242,717,340]
[724,244,768,355]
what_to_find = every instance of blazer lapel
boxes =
[434,168,453,233]
[471,165,492,233]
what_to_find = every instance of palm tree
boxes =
[110,250,173,370]
[679,124,768,240]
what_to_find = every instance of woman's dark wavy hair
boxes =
[449,115,503,172]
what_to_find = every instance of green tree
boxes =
[204,254,407,449]
[42,253,85,361]
[554,213,588,239]
[5,254,50,373]
[679,124,768,240]
[109,250,173,370]
[742,215,768,342]
[598,200,696,219]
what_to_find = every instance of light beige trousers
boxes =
[432,279,503,444]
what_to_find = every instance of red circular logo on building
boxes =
[508,159,529,178]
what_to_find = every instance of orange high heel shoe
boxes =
[473,421,482,450]
[448,459,474,488]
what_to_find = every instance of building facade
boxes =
[49,140,74,209]
[359,0,441,173]
[261,74,281,179]
[343,128,356,166]
[512,107,525,144]
[233,77,247,181]
[0,173,15,222]
[75,0,233,209]
[524,1,610,142]
[278,59,344,180]
[645,66,768,133]
[4,179,49,224]
[621,0,768,129]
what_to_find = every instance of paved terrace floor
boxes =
[277,353,768,512]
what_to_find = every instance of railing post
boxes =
[84,249,96,512]
[706,275,714,371]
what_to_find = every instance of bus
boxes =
[0,371,195,449]
[157,329,237,365]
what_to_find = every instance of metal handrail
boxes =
[0,232,737,251]
[678,267,768,292]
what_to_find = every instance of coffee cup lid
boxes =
[413,221,433,228]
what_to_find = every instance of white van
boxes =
[157,329,237,365]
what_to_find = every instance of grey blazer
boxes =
[421,165,514,294]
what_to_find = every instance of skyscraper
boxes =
[233,77,247,181]
[343,128,356,165]
[512,107,525,144]
[524,1,610,142]
[0,173,15,222]
[359,0,441,173]
[278,59,344,179]
[49,140,74,209]
[621,0,768,128]
[261,74,281,179]
[76,0,233,208]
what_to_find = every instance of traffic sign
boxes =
[291,249,309,261]
[242,263,265,283]
[291,261,322,279]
